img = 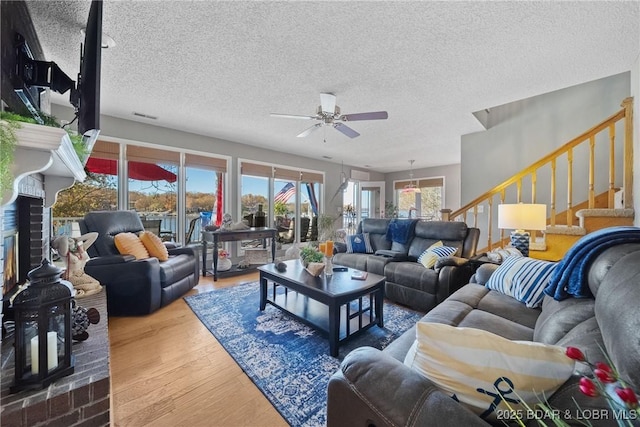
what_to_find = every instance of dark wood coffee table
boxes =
[258,260,385,357]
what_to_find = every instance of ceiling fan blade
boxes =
[341,111,388,121]
[271,113,317,120]
[333,123,360,138]
[320,93,336,114]
[297,123,322,137]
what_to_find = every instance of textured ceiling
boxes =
[26,1,640,173]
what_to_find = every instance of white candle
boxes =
[31,336,39,375]
[47,332,58,371]
[30,332,59,375]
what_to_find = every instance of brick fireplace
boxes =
[0,125,110,426]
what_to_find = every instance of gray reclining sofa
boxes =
[327,240,640,426]
[333,218,480,312]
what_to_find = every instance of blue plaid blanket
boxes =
[544,226,640,300]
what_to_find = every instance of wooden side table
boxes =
[201,227,277,280]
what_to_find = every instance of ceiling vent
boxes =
[132,112,158,120]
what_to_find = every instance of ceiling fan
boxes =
[271,93,388,139]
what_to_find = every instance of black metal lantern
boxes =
[11,259,74,392]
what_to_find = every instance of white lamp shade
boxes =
[498,204,547,231]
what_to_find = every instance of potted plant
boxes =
[385,201,399,218]
[274,200,288,217]
[299,246,324,267]
[318,213,339,242]
[299,245,325,276]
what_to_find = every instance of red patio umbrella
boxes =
[86,158,177,182]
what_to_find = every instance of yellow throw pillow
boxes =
[417,241,443,268]
[418,241,459,269]
[114,232,150,260]
[404,323,575,421]
[139,231,169,262]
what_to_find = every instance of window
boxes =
[240,168,269,252]
[240,161,323,247]
[127,145,179,240]
[342,181,358,234]
[185,153,226,244]
[52,140,119,235]
[394,177,444,220]
[53,141,228,244]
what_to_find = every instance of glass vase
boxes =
[324,255,333,276]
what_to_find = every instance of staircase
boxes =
[443,97,635,261]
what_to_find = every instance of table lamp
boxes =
[498,203,547,257]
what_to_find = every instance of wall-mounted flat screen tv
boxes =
[72,0,103,152]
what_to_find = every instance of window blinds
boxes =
[394,177,443,190]
[241,162,323,183]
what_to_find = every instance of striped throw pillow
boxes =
[418,241,458,268]
[485,255,557,308]
[404,323,575,421]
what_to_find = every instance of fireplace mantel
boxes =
[1,122,87,208]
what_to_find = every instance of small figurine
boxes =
[220,213,233,230]
[51,233,102,298]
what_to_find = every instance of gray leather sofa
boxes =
[333,219,480,312]
[327,243,640,426]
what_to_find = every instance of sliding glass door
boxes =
[240,161,323,250]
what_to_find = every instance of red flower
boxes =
[566,346,586,362]
[616,387,639,408]
[579,377,599,397]
[594,363,616,383]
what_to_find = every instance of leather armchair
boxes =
[79,210,199,316]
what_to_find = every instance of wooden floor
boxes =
[108,272,289,427]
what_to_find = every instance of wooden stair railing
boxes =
[443,97,634,251]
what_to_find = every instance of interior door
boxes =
[359,181,385,220]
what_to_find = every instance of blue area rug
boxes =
[184,281,422,426]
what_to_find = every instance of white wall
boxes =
[461,72,631,205]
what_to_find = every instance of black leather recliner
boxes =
[79,210,199,316]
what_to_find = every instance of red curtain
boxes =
[215,172,223,226]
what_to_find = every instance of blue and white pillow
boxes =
[485,255,558,308]
[418,241,458,268]
[346,233,373,254]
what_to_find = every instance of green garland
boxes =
[0,115,21,193]
[0,111,90,193]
